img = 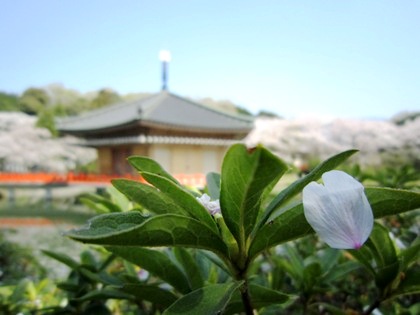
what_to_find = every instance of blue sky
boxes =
[1,1,419,119]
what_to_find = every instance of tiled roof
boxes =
[57,91,254,133]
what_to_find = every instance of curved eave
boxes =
[60,118,253,136]
[80,135,244,147]
[58,120,141,135]
[139,119,253,134]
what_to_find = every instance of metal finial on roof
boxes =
[159,50,171,91]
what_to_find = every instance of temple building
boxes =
[57,91,253,175]
[57,51,253,176]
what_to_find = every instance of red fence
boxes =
[0,172,206,187]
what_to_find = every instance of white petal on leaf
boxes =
[303,170,373,249]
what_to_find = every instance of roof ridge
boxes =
[139,92,169,116]
[58,94,156,124]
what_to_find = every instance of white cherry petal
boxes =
[302,170,373,249]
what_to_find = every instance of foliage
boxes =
[79,186,133,214]
[18,88,50,115]
[90,89,122,109]
[256,109,281,118]
[0,231,46,285]
[0,92,19,111]
[61,144,420,314]
[0,145,418,314]
[364,165,420,189]
[36,108,58,137]
[0,233,54,314]
[341,163,420,190]
[0,278,62,315]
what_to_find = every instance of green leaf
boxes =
[365,187,420,217]
[365,224,400,288]
[390,269,420,298]
[120,283,178,308]
[224,284,291,314]
[347,246,376,276]
[56,281,81,292]
[399,238,420,270]
[42,250,80,269]
[303,262,322,291]
[220,144,288,248]
[173,247,205,290]
[206,172,221,200]
[106,246,191,294]
[107,185,132,211]
[349,224,402,290]
[77,267,112,285]
[322,261,361,283]
[112,179,185,215]
[66,212,228,258]
[200,251,232,276]
[80,194,121,213]
[74,288,134,302]
[271,245,305,286]
[275,258,301,286]
[140,172,219,233]
[128,155,180,185]
[162,282,242,315]
[68,211,149,236]
[284,244,305,275]
[249,204,313,259]
[310,303,347,315]
[79,268,123,286]
[366,223,398,269]
[318,248,341,273]
[257,149,358,229]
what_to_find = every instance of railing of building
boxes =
[0,172,207,187]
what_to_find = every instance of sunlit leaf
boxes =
[206,172,221,200]
[42,250,80,269]
[347,246,376,276]
[106,246,191,294]
[107,185,132,211]
[399,238,420,270]
[80,194,121,213]
[221,144,288,247]
[365,224,400,288]
[249,204,313,259]
[112,179,185,215]
[140,172,219,233]
[390,269,420,298]
[322,261,361,283]
[173,247,205,290]
[66,212,228,258]
[74,288,134,302]
[128,155,180,185]
[318,248,341,273]
[366,223,398,269]
[224,284,292,314]
[364,187,420,217]
[121,283,178,308]
[162,282,242,315]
